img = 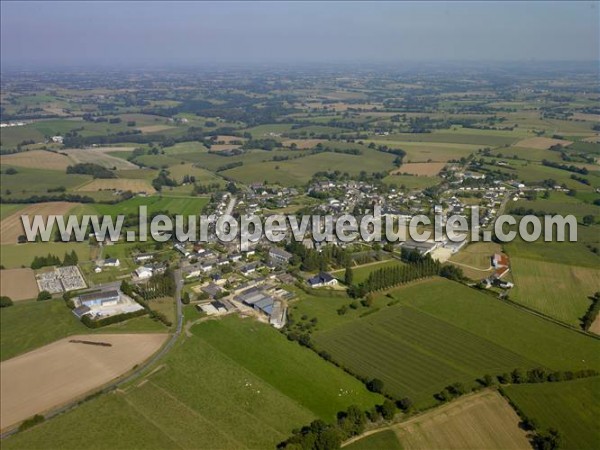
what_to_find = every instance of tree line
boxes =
[581,292,600,331]
[66,163,116,179]
[30,251,79,269]
[542,159,589,175]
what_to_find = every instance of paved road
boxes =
[0,268,184,439]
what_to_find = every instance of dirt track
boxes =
[0,333,167,430]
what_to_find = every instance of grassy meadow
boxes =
[0,298,167,361]
[2,315,383,449]
[303,278,600,407]
[503,377,600,450]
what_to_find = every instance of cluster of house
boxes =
[482,253,514,289]
[0,121,26,128]
[129,253,168,280]
[94,258,120,273]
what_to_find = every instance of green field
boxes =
[308,278,600,407]
[509,191,600,220]
[315,299,536,406]
[0,298,166,361]
[0,242,92,269]
[491,161,600,191]
[510,257,600,326]
[503,377,600,450]
[222,147,396,186]
[505,225,600,268]
[3,316,382,449]
[382,173,441,190]
[0,204,27,220]
[0,167,91,199]
[376,130,520,146]
[332,259,404,285]
[90,195,209,216]
[366,139,481,162]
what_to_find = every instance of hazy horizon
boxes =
[1,1,599,69]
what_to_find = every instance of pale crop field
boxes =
[0,201,77,244]
[76,178,156,194]
[0,333,167,431]
[514,137,573,150]
[62,148,138,170]
[0,268,38,301]
[0,150,72,171]
[392,162,447,176]
[393,390,529,450]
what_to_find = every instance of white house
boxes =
[134,266,153,280]
[307,272,338,288]
[104,258,120,267]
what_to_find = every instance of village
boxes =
[65,159,533,329]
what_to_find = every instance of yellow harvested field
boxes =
[393,162,446,176]
[209,144,241,152]
[0,268,38,301]
[214,135,245,144]
[572,113,600,122]
[0,150,72,171]
[76,178,156,194]
[304,102,379,111]
[0,202,78,244]
[393,390,529,450]
[514,137,573,149]
[137,124,176,133]
[62,148,138,170]
[282,139,325,149]
[0,333,168,430]
[582,135,600,143]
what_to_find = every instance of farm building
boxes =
[401,239,439,255]
[174,243,190,257]
[269,301,287,329]
[78,290,120,307]
[73,290,144,321]
[197,300,230,316]
[253,297,275,315]
[134,253,155,264]
[492,253,509,268]
[201,283,222,298]
[307,272,338,288]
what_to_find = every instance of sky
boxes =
[1,1,598,68]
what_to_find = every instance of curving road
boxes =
[0,268,184,439]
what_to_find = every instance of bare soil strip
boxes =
[0,268,38,300]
